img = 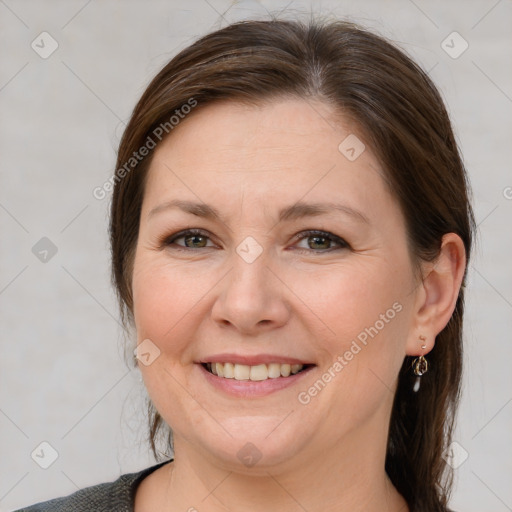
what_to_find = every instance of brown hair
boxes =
[110,17,474,512]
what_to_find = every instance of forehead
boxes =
[142,98,397,224]
[153,97,355,162]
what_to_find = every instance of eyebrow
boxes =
[147,199,370,225]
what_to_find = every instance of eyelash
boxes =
[161,228,350,254]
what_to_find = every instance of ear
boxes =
[405,233,467,356]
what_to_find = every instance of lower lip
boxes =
[197,363,315,398]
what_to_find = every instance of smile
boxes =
[203,362,311,381]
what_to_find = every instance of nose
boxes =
[210,248,291,335]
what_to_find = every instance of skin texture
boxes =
[131,98,466,512]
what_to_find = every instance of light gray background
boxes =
[1,1,511,511]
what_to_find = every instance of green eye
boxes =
[307,234,331,250]
[293,230,349,253]
[163,229,349,253]
[164,229,213,249]
[182,233,208,248]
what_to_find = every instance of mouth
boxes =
[201,362,315,381]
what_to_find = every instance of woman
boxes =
[17,17,474,512]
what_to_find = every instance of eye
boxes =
[291,230,350,253]
[162,229,216,250]
[161,228,350,253]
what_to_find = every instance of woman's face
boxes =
[132,98,421,471]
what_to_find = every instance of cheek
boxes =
[131,256,210,430]
[289,256,409,345]
[291,257,411,409]
[132,254,209,347]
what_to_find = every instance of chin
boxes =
[192,415,313,473]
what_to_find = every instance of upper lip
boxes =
[198,353,315,366]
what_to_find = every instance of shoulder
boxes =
[13,460,173,512]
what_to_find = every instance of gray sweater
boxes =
[14,459,173,512]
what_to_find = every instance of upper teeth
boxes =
[207,362,304,381]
